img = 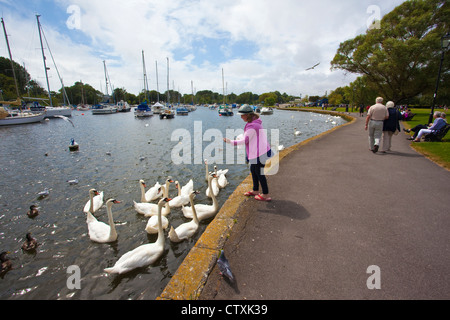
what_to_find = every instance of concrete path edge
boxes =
[156,110,356,300]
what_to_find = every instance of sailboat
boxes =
[0,18,45,126]
[92,61,118,114]
[135,50,154,117]
[218,68,233,116]
[32,15,72,118]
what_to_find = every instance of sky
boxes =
[0,0,407,99]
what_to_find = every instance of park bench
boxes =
[424,124,450,142]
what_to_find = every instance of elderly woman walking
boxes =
[381,101,402,153]
[223,105,272,201]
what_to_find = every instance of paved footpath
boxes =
[199,113,450,300]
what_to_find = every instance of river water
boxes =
[0,106,345,299]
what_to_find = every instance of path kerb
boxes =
[156,110,356,300]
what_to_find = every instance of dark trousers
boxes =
[250,162,269,194]
[411,124,427,138]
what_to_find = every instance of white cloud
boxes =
[0,0,406,98]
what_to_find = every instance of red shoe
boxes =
[255,194,272,201]
[244,191,259,196]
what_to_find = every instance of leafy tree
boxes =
[331,0,449,104]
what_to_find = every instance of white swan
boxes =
[145,215,169,234]
[169,191,200,242]
[214,165,228,189]
[139,180,162,202]
[183,174,219,221]
[206,170,220,198]
[168,181,190,208]
[104,198,171,274]
[180,179,194,196]
[83,189,104,214]
[87,199,120,243]
[294,128,301,136]
[134,178,173,217]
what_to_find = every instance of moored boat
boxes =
[0,107,46,126]
[91,104,117,114]
[135,102,154,117]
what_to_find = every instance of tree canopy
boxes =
[331,0,450,105]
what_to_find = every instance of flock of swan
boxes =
[82,159,228,275]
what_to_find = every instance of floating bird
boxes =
[294,128,301,136]
[104,198,171,274]
[83,189,104,214]
[169,191,200,242]
[37,188,50,199]
[168,181,191,208]
[86,199,121,243]
[0,251,12,276]
[134,178,173,216]
[22,233,38,251]
[139,180,163,203]
[27,205,40,218]
[54,115,75,127]
[67,179,79,185]
[277,145,285,151]
[305,62,320,70]
[217,250,234,283]
[183,174,219,221]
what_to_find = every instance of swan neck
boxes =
[89,192,94,213]
[106,203,117,237]
[140,183,146,202]
[190,196,199,224]
[209,177,218,208]
[156,202,165,245]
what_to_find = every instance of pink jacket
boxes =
[230,118,271,160]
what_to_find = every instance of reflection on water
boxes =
[0,107,345,299]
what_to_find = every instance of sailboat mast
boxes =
[103,60,109,96]
[1,18,20,99]
[222,68,225,105]
[36,15,53,107]
[191,80,194,105]
[142,50,149,102]
[166,57,170,105]
[155,60,160,102]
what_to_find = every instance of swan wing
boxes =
[173,221,198,241]
[180,179,194,196]
[87,220,111,243]
[169,195,190,208]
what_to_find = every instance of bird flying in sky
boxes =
[305,62,320,71]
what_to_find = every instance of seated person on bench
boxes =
[411,111,447,142]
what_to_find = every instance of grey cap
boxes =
[237,104,254,115]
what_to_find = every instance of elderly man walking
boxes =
[365,97,389,153]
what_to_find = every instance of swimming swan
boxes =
[183,174,219,221]
[139,180,162,202]
[180,179,194,196]
[134,178,173,217]
[168,181,190,208]
[214,165,228,189]
[104,198,171,274]
[169,191,200,242]
[83,189,104,214]
[87,199,121,243]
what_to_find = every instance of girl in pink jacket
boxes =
[224,105,272,201]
